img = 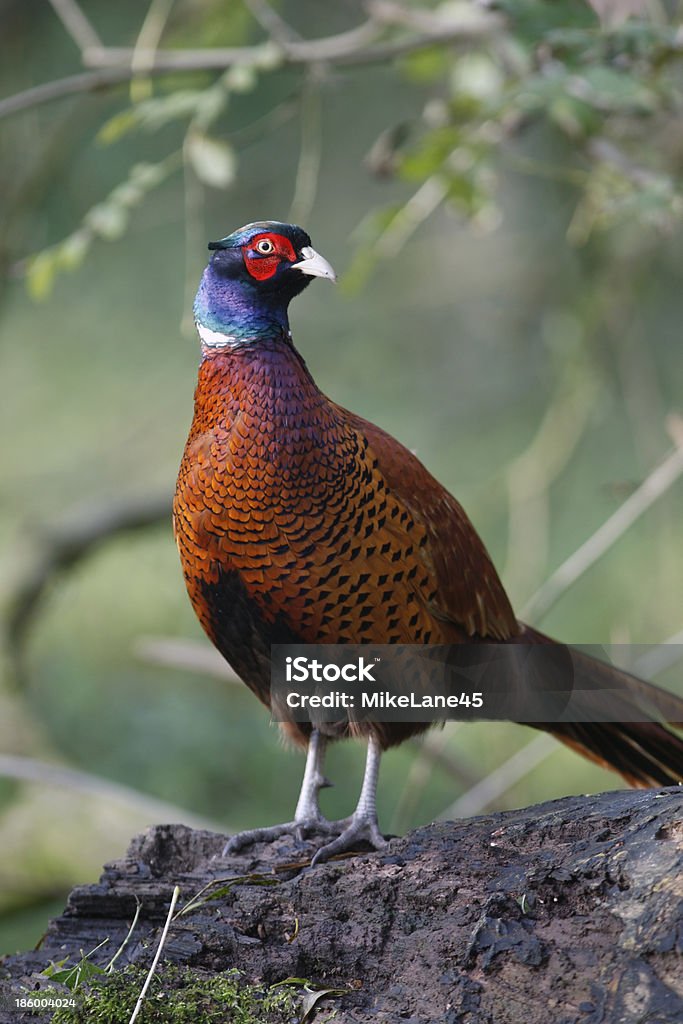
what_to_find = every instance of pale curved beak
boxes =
[293,246,337,282]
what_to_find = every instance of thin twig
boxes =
[368,0,499,35]
[391,728,480,833]
[0,754,220,830]
[0,15,500,122]
[181,128,206,337]
[5,490,171,676]
[134,635,242,684]
[79,30,386,73]
[106,899,142,973]
[244,0,302,44]
[521,440,683,623]
[129,0,176,103]
[46,0,103,52]
[588,136,666,188]
[128,885,180,1024]
[503,366,598,599]
[375,175,450,258]
[438,734,558,821]
[0,69,151,121]
[172,874,278,919]
[633,628,683,678]
[288,78,323,226]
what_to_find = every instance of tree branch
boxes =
[521,424,683,623]
[438,734,558,820]
[5,490,172,680]
[46,0,103,53]
[502,362,599,599]
[134,635,242,684]
[0,9,503,122]
[288,76,323,227]
[129,0,176,104]
[0,68,153,121]
[633,628,683,679]
[243,0,302,45]
[0,754,219,830]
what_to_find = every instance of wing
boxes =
[342,408,519,641]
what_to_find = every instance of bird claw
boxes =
[222,813,386,864]
[221,816,335,857]
[222,734,387,865]
[310,814,388,866]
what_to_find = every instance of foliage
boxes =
[26,161,177,300]
[50,964,299,1024]
[43,939,111,992]
[351,2,683,282]
[12,0,683,296]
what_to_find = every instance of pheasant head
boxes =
[193,220,336,350]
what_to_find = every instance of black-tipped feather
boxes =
[519,625,683,787]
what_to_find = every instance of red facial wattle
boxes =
[243,233,297,281]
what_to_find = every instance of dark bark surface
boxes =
[2,787,682,1023]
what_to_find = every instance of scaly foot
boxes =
[222,733,388,865]
[311,811,388,866]
[222,811,387,863]
[222,729,337,856]
[222,814,338,857]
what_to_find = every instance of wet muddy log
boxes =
[1,787,682,1023]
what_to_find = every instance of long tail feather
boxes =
[519,624,683,787]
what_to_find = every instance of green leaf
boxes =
[548,95,598,138]
[495,0,596,36]
[97,108,140,145]
[42,940,110,991]
[399,126,461,181]
[42,957,69,976]
[223,64,258,92]
[97,90,207,144]
[450,53,505,103]
[130,161,167,189]
[44,958,107,991]
[186,132,237,188]
[57,230,90,271]
[400,46,452,84]
[577,65,657,112]
[85,202,129,240]
[25,250,58,302]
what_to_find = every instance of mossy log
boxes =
[1,787,682,1023]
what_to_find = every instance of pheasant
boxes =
[174,220,683,865]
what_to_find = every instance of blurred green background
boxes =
[1,0,682,957]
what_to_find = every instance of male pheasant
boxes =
[174,221,683,864]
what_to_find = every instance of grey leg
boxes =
[223,732,388,865]
[311,733,388,866]
[222,729,334,855]
[293,729,331,823]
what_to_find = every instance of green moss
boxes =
[51,964,299,1024]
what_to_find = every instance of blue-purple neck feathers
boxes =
[194,264,290,343]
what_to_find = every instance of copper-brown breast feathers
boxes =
[175,361,516,656]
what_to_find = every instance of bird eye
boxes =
[255,238,275,255]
